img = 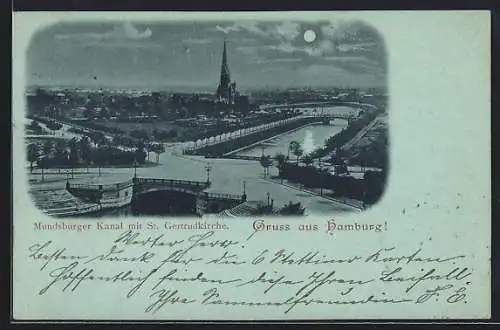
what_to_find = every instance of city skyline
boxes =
[27,19,387,91]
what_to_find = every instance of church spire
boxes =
[216,38,234,104]
[220,38,230,87]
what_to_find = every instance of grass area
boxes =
[85,119,220,142]
[95,120,185,134]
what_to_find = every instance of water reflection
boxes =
[303,130,316,154]
[236,123,346,157]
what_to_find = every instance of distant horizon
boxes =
[26,82,387,94]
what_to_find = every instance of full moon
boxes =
[304,29,316,43]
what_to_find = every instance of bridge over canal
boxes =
[65,176,247,216]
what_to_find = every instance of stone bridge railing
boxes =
[132,177,211,195]
[67,177,210,198]
[133,177,210,189]
[198,191,244,201]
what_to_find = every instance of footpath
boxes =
[264,177,364,212]
[341,116,380,151]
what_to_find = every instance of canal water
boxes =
[235,120,348,157]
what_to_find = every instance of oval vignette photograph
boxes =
[24,19,389,218]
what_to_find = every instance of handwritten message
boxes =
[25,219,473,317]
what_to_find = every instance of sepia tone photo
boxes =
[25,19,389,218]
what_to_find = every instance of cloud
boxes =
[119,22,152,39]
[240,37,258,44]
[320,21,367,42]
[55,22,152,41]
[250,57,303,64]
[273,21,301,41]
[264,39,335,57]
[297,64,385,87]
[319,55,386,77]
[215,24,240,34]
[264,43,297,53]
[220,20,382,62]
[215,21,301,41]
[236,46,258,54]
[320,22,350,40]
[182,38,212,44]
[336,42,378,53]
[85,40,162,49]
[236,21,269,37]
[322,55,376,63]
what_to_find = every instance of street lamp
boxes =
[133,159,138,178]
[40,161,44,182]
[320,164,324,196]
[241,180,247,202]
[204,164,212,184]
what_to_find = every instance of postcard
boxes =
[12,11,491,320]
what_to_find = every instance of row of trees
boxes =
[259,140,348,179]
[25,121,44,135]
[257,144,385,205]
[280,159,385,205]
[308,110,381,160]
[349,130,389,169]
[26,118,63,132]
[26,135,167,172]
[128,128,179,143]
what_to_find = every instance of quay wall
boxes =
[184,117,321,157]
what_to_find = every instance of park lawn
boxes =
[94,120,188,135]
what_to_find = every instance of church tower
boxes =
[216,39,236,105]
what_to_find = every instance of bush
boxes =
[130,129,149,140]
[45,120,63,130]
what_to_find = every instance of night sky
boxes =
[27,19,387,91]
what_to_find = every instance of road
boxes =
[28,147,359,215]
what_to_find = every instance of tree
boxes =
[46,120,62,131]
[68,138,79,178]
[27,143,39,173]
[89,132,106,147]
[302,154,314,167]
[291,143,304,165]
[152,143,166,163]
[279,201,305,215]
[134,142,147,165]
[27,120,43,135]
[42,140,53,156]
[363,170,386,206]
[145,143,154,161]
[91,149,104,176]
[130,129,149,141]
[78,136,92,172]
[54,140,68,160]
[274,153,287,183]
[331,147,348,175]
[259,155,273,178]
